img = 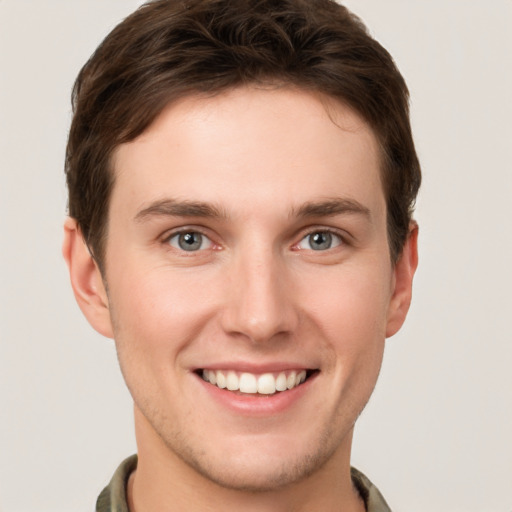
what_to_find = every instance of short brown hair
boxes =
[66,0,421,267]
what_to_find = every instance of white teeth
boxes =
[216,370,227,389]
[286,371,297,390]
[239,373,258,393]
[226,371,238,391]
[275,372,287,392]
[257,373,276,394]
[201,369,309,395]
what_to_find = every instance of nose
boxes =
[219,247,299,344]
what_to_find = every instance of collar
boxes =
[96,455,392,512]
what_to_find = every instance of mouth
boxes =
[197,369,317,396]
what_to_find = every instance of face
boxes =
[83,87,414,491]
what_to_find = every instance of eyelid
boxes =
[159,224,351,252]
[292,226,349,251]
[161,226,219,250]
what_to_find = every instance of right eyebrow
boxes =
[134,198,226,222]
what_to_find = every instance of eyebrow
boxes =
[291,198,371,219]
[134,199,226,222]
[134,197,371,223]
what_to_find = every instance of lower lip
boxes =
[194,372,317,416]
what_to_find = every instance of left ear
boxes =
[386,222,419,338]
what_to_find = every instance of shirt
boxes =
[96,455,392,512]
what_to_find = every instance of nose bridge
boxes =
[221,241,297,343]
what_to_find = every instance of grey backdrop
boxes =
[1,1,511,511]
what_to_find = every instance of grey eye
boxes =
[168,231,212,251]
[297,231,342,251]
[309,232,332,250]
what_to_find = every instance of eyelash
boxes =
[162,228,217,253]
[293,228,347,252]
[161,226,349,254]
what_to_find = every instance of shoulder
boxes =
[351,467,392,512]
[96,455,138,512]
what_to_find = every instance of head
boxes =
[63,0,420,499]
[66,0,420,271]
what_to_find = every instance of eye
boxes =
[167,231,213,252]
[296,231,343,251]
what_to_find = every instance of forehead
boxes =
[111,86,384,221]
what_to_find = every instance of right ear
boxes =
[62,217,114,339]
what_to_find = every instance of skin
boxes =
[63,86,418,511]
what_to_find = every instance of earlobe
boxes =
[386,223,419,338]
[62,217,114,339]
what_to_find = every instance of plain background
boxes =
[1,1,511,511]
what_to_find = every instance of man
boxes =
[63,0,420,510]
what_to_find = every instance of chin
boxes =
[183,450,331,492]
[162,427,342,493]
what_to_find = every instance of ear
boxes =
[62,217,114,338]
[386,222,419,338]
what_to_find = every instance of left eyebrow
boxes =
[291,198,371,220]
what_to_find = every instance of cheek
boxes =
[106,269,209,409]
[108,266,216,356]
[301,264,392,344]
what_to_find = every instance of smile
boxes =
[200,369,311,395]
